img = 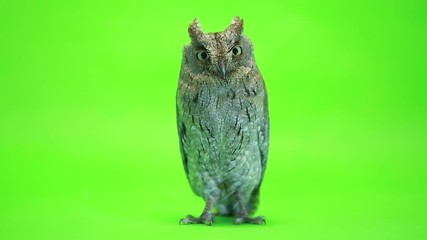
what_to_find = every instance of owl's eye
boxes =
[232,46,242,56]
[196,51,208,61]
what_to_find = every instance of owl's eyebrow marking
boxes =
[195,45,208,51]
[227,41,240,52]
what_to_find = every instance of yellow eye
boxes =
[232,46,242,56]
[196,51,208,60]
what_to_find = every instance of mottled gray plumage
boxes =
[176,17,269,225]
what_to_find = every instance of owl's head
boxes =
[183,17,254,80]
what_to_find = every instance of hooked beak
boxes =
[218,59,227,79]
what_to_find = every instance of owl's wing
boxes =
[176,93,191,182]
[258,91,269,183]
[248,75,269,214]
[177,111,190,181]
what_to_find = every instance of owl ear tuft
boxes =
[188,18,204,42]
[226,16,244,36]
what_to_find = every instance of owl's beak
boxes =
[218,60,227,79]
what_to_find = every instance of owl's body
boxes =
[177,17,269,225]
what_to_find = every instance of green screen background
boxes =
[1,0,426,239]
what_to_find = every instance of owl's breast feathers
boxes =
[177,66,268,188]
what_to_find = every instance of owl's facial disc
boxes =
[194,45,229,80]
[215,44,243,80]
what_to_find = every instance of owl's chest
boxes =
[189,85,260,137]
[192,87,243,122]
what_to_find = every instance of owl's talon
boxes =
[233,215,266,225]
[179,214,214,226]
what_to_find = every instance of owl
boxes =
[176,17,269,225]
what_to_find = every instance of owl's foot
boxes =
[233,215,266,225]
[180,196,217,226]
[180,214,214,226]
[233,191,266,225]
